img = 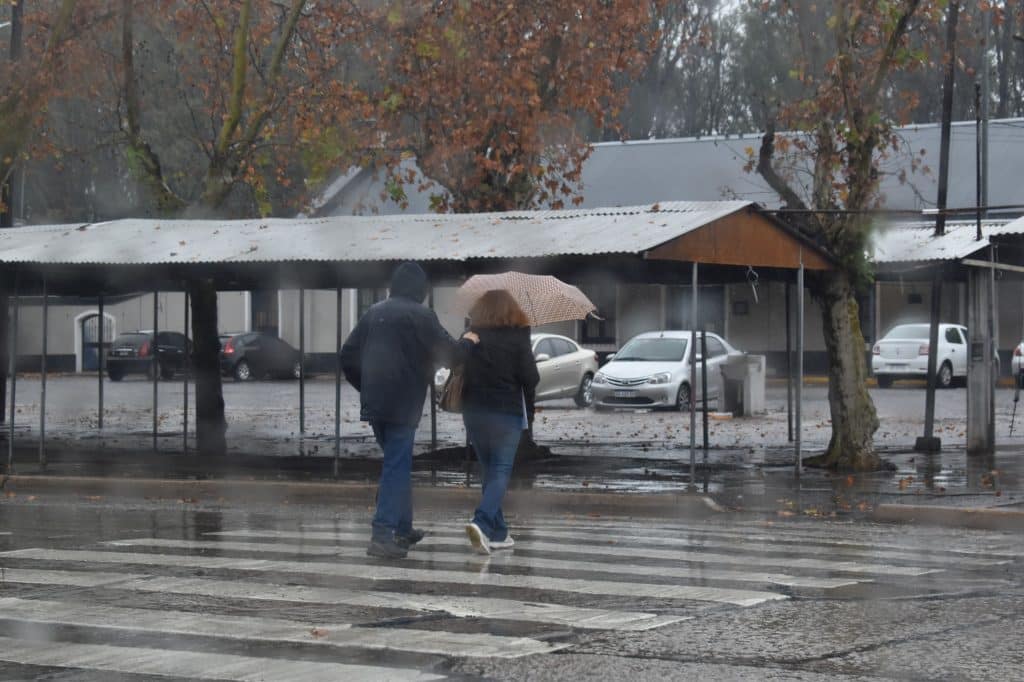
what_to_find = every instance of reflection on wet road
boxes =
[0,501,1022,680]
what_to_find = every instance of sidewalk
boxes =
[4,435,1022,530]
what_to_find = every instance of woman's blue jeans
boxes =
[463,409,523,542]
[370,421,417,542]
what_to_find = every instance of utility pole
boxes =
[1,0,24,229]
[980,7,990,212]
[917,0,960,453]
[0,0,23,426]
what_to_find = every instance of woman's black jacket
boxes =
[462,326,540,418]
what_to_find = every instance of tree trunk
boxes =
[189,278,226,457]
[806,271,882,471]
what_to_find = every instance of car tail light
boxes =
[872,344,880,355]
[223,340,235,355]
[919,344,929,356]
[138,341,150,358]
[1015,345,1022,357]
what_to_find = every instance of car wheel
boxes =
[937,362,953,389]
[107,368,124,382]
[160,362,175,381]
[574,373,594,407]
[876,375,893,389]
[234,360,252,381]
[675,383,692,411]
[292,361,302,380]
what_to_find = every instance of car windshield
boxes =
[614,338,687,362]
[884,325,931,340]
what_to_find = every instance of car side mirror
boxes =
[606,353,616,361]
[535,353,551,363]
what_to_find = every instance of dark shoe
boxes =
[396,528,426,549]
[366,538,407,559]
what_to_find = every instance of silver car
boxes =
[531,333,600,407]
[433,333,599,408]
[591,331,740,410]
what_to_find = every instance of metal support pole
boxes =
[700,329,709,458]
[981,7,990,212]
[689,263,698,488]
[183,290,189,454]
[152,290,159,451]
[795,262,804,479]
[917,273,943,452]
[39,275,48,469]
[428,287,438,453]
[785,283,793,442]
[299,288,306,438]
[97,295,104,432]
[7,283,19,474]
[334,283,342,478]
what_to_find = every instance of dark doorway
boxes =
[81,314,113,371]
[251,290,279,336]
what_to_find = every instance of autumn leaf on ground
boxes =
[310,627,329,639]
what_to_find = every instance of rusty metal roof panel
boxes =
[0,201,755,266]
[871,219,1013,265]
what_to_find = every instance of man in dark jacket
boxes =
[340,262,477,559]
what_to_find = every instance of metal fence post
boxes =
[98,295,104,433]
[795,261,805,479]
[701,329,708,458]
[183,289,190,454]
[152,290,159,451]
[7,281,19,474]
[689,263,698,488]
[39,275,48,469]
[334,283,342,478]
[299,288,306,441]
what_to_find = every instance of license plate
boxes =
[114,350,131,357]
[613,390,636,398]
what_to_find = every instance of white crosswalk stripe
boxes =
[0,568,685,631]
[0,635,443,681]
[108,536,866,589]
[0,547,787,606]
[1,514,1010,680]
[0,596,569,658]
[206,528,946,576]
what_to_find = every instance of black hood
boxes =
[389,262,428,303]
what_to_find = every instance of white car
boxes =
[434,333,599,408]
[590,331,741,410]
[872,323,969,388]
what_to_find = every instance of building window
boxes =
[580,282,616,345]
[358,287,388,318]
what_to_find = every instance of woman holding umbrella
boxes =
[461,290,539,554]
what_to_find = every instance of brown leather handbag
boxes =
[439,367,465,413]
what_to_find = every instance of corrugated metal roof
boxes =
[871,218,1018,264]
[0,201,755,266]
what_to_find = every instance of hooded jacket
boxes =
[340,262,470,426]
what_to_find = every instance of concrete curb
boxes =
[2,475,724,519]
[871,503,1024,531]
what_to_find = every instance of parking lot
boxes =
[6,374,1024,460]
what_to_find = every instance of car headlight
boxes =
[647,372,672,385]
[593,372,608,385]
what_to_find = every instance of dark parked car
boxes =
[219,331,303,381]
[106,331,190,381]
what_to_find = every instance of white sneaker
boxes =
[490,535,515,550]
[465,522,491,555]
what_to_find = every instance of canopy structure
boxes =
[0,201,831,295]
[1,200,831,480]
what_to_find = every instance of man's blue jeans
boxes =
[370,421,417,542]
[463,409,523,542]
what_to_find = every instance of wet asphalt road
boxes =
[8,375,1024,458]
[1,495,1022,680]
